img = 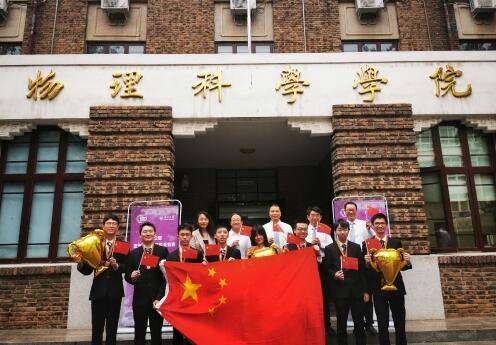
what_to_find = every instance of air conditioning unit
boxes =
[230,0,256,15]
[101,0,129,13]
[355,0,384,16]
[0,0,8,21]
[469,0,496,16]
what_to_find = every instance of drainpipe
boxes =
[50,0,60,54]
[444,1,455,51]
[422,0,433,50]
[27,0,39,54]
[247,0,252,53]
[301,0,307,52]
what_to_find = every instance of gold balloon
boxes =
[68,229,108,277]
[369,248,407,291]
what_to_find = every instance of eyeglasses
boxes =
[373,222,387,226]
[295,227,308,231]
[105,221,118,226]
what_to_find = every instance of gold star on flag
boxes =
[208,307,216,315]
[219,295,227,305]
[218,278,227,288]
[181,275,202,302]
[208,267,217,277]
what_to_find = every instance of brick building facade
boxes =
[0,0,495,331]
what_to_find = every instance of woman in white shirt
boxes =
[190,210,216,253]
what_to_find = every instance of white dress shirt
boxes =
[227,229,252,259]
[263,221,293,247]
[306,223,333,263]
[347,218,375,247]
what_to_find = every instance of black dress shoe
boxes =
[365,325,378,334]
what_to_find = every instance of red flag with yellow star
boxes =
[160,248,324,345]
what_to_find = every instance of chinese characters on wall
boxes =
[25,64,473,104]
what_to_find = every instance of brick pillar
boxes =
[82,106,174,235]
[331,104,429,254]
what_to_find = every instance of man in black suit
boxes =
[325,219,368,345]
[206,225,241,262]
[363,213,412,345]
[124,222,168,345]
[74,214,127,345]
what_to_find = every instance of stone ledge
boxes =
[0,264,72,276]
[437,254,496,265]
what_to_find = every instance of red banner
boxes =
[160,249,324,345]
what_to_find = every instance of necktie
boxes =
[220,248,226,259]
[106,241,112,257]
[380,239,385,248]
[145,247,152,254]
[341,243,347,253]
[349,223,355,243]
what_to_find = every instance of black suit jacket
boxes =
[124,245,169,307]
[77,250,127,301]
[362,237,412,296]
[205,246,241,262]
[325,241,367,299]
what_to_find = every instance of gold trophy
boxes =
[369,248,407,291]
[67,229,108,277]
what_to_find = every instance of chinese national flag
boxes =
[341,256,359,271]
[182,247,198,260]
[365,238,382,253]
[141,253,160,268]
[317,223,332,235]
[273,222,283,232]
[287,233,302,245]
[240,225,252,237]
[205,244,220,257]
[160,249,324,345]
[113,241,130,255]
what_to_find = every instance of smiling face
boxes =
[372,218,388,238]
[103,218,119,239]
[140,225,156,245]
[344,203,357,222]
[230,214,242,232]
[198,213,209,230]
[178,229,192,247]
[215,227,229,246]
[294,222,308,241]
[307,211,322,227]
[255,233,265,246]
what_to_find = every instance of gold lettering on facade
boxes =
[26,70,64,101]
[429,65,472,98]
[192,69,231,103]
[352,65,388,103]
[110,72,144,98]
[275,67,310,104]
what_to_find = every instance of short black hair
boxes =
[293,219,309,229]
[334,219,350,230]
[178,223,194,234]
[102,213,119,225]
[306,206,322,216]
[371,213,388,225]
[343,201,358,210]
[215,224,229,232]
[139,222,156,234]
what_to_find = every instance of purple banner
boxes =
[120,204,180,328]
[332,196,389,225]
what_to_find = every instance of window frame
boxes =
[419,122,496,252]
[215,42,274,54]
[86,42,146,54]
[458,40,496,51]
[341,40,399,52]
[0,127,86,263]
[0,42,22,55]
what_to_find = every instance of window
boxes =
[342,41,398,52]
[216,42,273,54]
[0,43,22,55]
[87,42,145,54]
[0,127,86,262]
[459,40,496,51]
[416,123,496,252]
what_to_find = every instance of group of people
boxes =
[73,202,412,345]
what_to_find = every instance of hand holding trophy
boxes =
[68,229,109,276]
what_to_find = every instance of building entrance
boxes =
[173,118,333,227]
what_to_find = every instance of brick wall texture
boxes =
[0,266,71,329]
[438,255,496,316]
[82,106,175,235]
[17,0,459,54]
[331,104,430,255]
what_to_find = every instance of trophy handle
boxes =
[369,248,380,272]
[67,243,80,258]
[397,248,408,271]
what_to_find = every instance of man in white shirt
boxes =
[227,213,252,259]
[262,204,292,247]
[344,201,378,335]
[306,206,335,337]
